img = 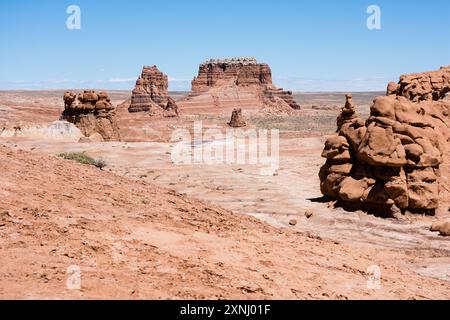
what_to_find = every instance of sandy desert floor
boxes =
[0,90,448,299]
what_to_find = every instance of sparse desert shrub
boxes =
[57,152,107,169]
[93,158,107,170]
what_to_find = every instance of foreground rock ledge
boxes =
[1,144,448,299]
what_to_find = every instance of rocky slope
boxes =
[0,144,448,299]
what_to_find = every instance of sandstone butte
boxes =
[179,57,301,114]
[319,66,450,218]
[62,90,120,141]
[128,65,178,116]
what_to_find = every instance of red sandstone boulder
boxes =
[430,221,450,236]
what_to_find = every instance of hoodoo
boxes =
[319,66,450,216]
[62,90,120,141]
[228,108,247,127]
[129,65,179,116]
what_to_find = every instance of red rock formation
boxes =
[129,65,179,116]
[181,58,300,113]
[319,66,450,217]
[388,66,450,101]
[228,108,247,127]
[191,58,272,92]
[62,90,120,141]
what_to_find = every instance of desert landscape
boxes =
[0,57,449,300]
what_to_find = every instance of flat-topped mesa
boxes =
[62,90,120,141]
[388,65,450,101]
[191,57,272,92]
[188,57,300,110]
[129,65,178,115]
[319,66,450,217]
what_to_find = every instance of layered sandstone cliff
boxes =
[180,57,300,113]
[129,65,178,116]
[319,67,450,217]
[62,90,120,141]
[191,57,273,92]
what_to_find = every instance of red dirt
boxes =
[0,144,449,299]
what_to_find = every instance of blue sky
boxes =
[0,0,449,91]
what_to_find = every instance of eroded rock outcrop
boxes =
[62,90,120,141]
[129,65,179,116]
[319,67,450,216]
[228,108,247,127]
[387,66,450,102]
[181,57,300,113]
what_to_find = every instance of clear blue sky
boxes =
[1,0,449,91]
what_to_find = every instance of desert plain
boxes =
[0,60,449,300]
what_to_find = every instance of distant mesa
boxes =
[180,57,301,113]
[191,57,273,92]
[319,66,450,217]
[129,65,179,116]
[62,90,120,141]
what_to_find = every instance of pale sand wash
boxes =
[0,90,449,299]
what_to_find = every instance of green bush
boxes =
[58,152,106,169]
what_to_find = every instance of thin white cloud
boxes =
[0,75,394,92]
[273,76,395,92]
[168,77,191,82]
[96,78,136,83]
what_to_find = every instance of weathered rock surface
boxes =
[430,221,450,237]
[388,66,450,102]
[62,90,120,141]
[319,67,450,216]
[0,120,83,142]
[191,57,273,92]
[129,65,179,116]
[181,57,300,113]
[228,108,247,127]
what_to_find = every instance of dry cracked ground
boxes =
[0,91,448,299]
